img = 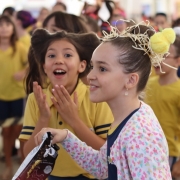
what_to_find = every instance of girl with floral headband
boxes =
[34,21,174,179]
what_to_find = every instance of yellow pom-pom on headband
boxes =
[150,28,175,54]
[101,20,177,72]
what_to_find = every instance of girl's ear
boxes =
[125,73,139,89]
[78,60,87,73]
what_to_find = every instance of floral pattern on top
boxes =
[62,102,172,180]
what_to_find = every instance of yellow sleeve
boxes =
[94,102,113,139]
[19,93,39,141]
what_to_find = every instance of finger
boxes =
[34,134,38,146]
[35,128,52,145]
[33,82,42,101]
[33,82,38,97]
[60,85,72,103]
[51,96,60,110]
[52,86,64,104]
[35,131,42,146]
[73,91,78,106]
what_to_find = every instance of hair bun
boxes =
[150,28,175,54]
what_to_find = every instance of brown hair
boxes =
[0,15,18,54]
[42,11,89,33]
[104,25,155,92]
[25,29,100,94]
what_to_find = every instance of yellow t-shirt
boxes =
[19,80,114,178]
[0,41,28,101]
[150,66,157,77]
[19,34,31,49]
[144,76,180,157]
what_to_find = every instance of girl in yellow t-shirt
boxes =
[145,36,180,179]
[19,29,113,180]
[0,15,28,180]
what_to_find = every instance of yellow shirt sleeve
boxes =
[94,102,113,138]
[19,94,39,140]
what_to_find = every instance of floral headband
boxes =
[101,20,176,72]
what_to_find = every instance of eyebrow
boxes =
[93,60,109,65]
[47,48,74,52]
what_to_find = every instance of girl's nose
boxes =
[87,70,96,81]
[55,57,64,64]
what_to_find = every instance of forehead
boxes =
[155,15,166,22]
[0,19,11,24]
[47,17,55,25]
[48,39,76,50]
[92,42,119,63]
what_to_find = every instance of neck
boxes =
[159,71,178,85]
[0,38,11,49]
[107,94,140,127]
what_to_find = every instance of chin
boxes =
[90,96,105,103]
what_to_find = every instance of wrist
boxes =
[39,116,50,124]
[61,129,68,142]
[69,117,81,129]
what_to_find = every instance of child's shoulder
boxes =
[15,40,28,51]
[115,102,166,152]
[148,76,159,84]
[27,87,49,103]
[122,102,161,136]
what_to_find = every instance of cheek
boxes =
[10,27,14,33]
[43,62,49,74]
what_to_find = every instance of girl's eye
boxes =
[48,54,55,58]
[64,54,72,58]
[100,67,107,72]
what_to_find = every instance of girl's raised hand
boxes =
[33,82,51,121]
[51,85,79,127]
[34,128,68,146]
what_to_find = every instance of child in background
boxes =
[36,7,49,28]
[42,11,89,34]
[145,35,180,179]
[35,22,173,180]
[153,12,170,31]
[52,2,67,13]
[19,29,113,180]
[43,11,90,85]
[2,7,15,17]
[0,15,28,180]
[12,10,36,46]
